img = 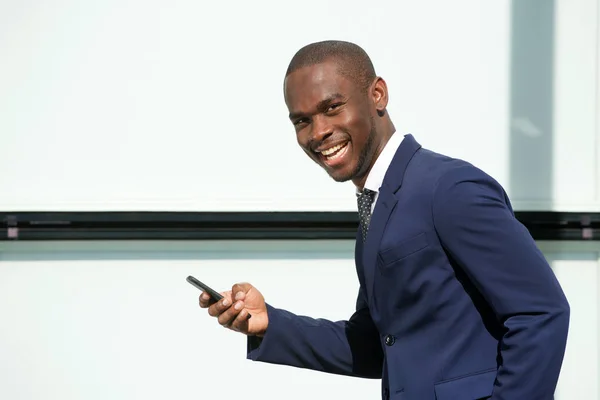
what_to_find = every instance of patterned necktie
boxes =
[357,188,376,242]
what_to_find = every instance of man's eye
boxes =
[327,103,342,112]
[294,118,307,126]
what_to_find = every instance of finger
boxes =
[200,290,230,309]
[233,290,245,302]
[198,292,214,308]
[217,300,245,327]
[207,293,233,317]
[230,307,251,332]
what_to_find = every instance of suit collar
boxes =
[362,132,405,193]
[379,133,422,194]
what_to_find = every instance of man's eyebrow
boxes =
[316,93,345,111]
[289,93,346,121]
[288,110,304,121]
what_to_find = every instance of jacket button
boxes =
[384,334,395,346]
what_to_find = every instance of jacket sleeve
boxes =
[246,286,383,379]
[432,165,570,399]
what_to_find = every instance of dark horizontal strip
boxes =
[1,211,599,241]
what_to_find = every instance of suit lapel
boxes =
[362,185,397,305]
[361,134,422,306]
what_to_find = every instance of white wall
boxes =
[0,0,597,212]
[0,240,377,400]
[0,240,598,399]
[538,241,600,399]
[509,0,599,212]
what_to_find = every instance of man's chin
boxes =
[330,175,352,183]
[315,158,359,183]
[326,168,355,183]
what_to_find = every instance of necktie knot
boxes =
[357,189,376,242]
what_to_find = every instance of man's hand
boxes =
[199,282,268,337]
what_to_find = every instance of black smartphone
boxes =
[186,275,252,319]
[186,275,223,302]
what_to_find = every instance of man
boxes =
[199,40,570,399]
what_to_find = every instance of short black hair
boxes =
[285,40,377,92]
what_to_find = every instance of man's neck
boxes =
[357,131,403,193]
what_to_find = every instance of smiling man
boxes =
[285,44,387,188]
[199,40,570,400]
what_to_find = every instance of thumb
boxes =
[231,282,252,298]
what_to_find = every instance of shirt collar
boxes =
[357,133,404,194]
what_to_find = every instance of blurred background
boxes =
[0,0,598,399]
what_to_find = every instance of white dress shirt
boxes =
[356,132,404,213]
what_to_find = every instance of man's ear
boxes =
[371,77,388,117]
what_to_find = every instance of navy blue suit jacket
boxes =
[247,134,570,399]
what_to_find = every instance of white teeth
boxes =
[321,143,346,156]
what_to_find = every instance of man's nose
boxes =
[311,117,333,146]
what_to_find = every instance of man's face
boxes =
[284,61,382,184]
